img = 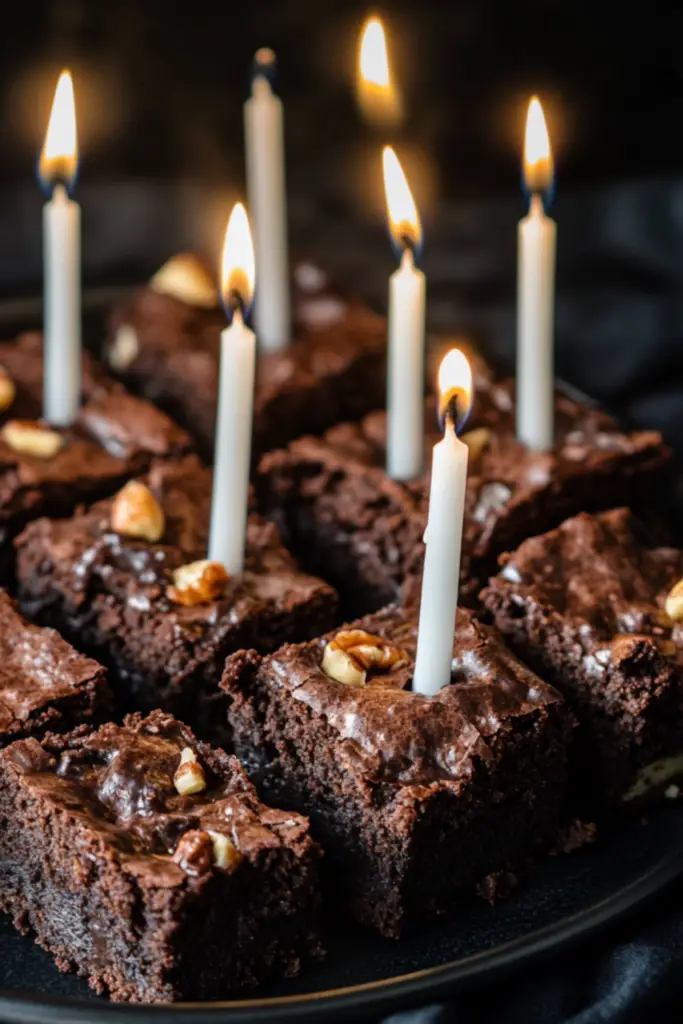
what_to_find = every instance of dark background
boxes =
[1,1,682,453]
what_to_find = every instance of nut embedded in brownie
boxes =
[0,710,323,1002]
[15,455,339,737]
[221,604,571,938]
[0,589,110,744]
[256,383,670,617]
[482,507,683,808]
[105,254,388,461]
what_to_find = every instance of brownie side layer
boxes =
[256,387,671,616]
[482,508,683,806]
[0,710,322,1002]
[0,589,110,743]
[222,605,571,938]
[15,456,339,735]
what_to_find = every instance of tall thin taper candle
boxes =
[383,147,426,481]
[517,97,556,450]
[209,204,257,574]
[40,70,81,426]
[413,350,472,697]
[245,49,290,352]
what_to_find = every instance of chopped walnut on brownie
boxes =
[0,710,322,1002]
[483,507,683,808]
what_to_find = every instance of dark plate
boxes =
[1,804,682,1022]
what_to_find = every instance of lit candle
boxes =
[208,203,257,574]
[517,96,556,450]
[383,146,426,481]
[39,70,80,426]
[413,349,473,697]
[357,16,402,127]
[244,48,290,353]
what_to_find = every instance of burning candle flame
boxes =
[220,203,256,314]
[438,349,473,432]
[523,96,553,195]
[383,146,422,251]
[357,16,401,125]
[39,70,78,192]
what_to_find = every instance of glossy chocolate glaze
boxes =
[256,605,562,788]
[6,710,312,888]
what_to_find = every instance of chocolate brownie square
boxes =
[482,508,683,807]
[0,589,110,743]
[256,384,670,616]
[0,332,192,581]
[105,254,387,461]
[222,604,571,938]
[15,455,339,736]
[0,710,322,1002]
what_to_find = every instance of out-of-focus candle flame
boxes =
[438,349,473,432]
[383,146,422,251]
[220,203,256,314]
[523,96,553,194]
[39,70,78,191]
[357,16,402,126]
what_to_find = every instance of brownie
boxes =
[221,604,571,938]
[0,589,110,744]
[15,455,339,736]
[482,508,683,808]
[256,383,671,616]
[105,255,388,461]
[0,710,322,1002]
[0,331,192,581]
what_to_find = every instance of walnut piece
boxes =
[150,253,219,308]
[207,830,243,871]
[1,420,64,458]
[322,629,409,686]
[172,829,214,875]
[665,580,683,623]
[167,560,229,606]
[108,324,139,370]
[462,427,491,460]
[0,367,16,412]
[173,746,207,795]
[111,480,165,542]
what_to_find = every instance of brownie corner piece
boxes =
[0,709,323,1002]
[0,588,110,743]
[222,604,571,938]
[482,507,683,807]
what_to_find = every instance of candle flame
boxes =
[438,349,473,432]
[383,146,422,251]
[220,203,256,313]
[39,70,78,191]
[357,17,401,126]
[523,96,553,194]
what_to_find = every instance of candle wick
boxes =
[52,182,68,203]
[529,192,544,216]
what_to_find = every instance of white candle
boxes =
[517,97,556,451]
[383,147,426,481]
[40,71,81,426]
[413,350,472,698]
[244,49,290,353]
[208,203,257,575]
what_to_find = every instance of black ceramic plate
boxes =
[0,805,682,1022]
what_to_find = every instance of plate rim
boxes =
[1,839,681,1024]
